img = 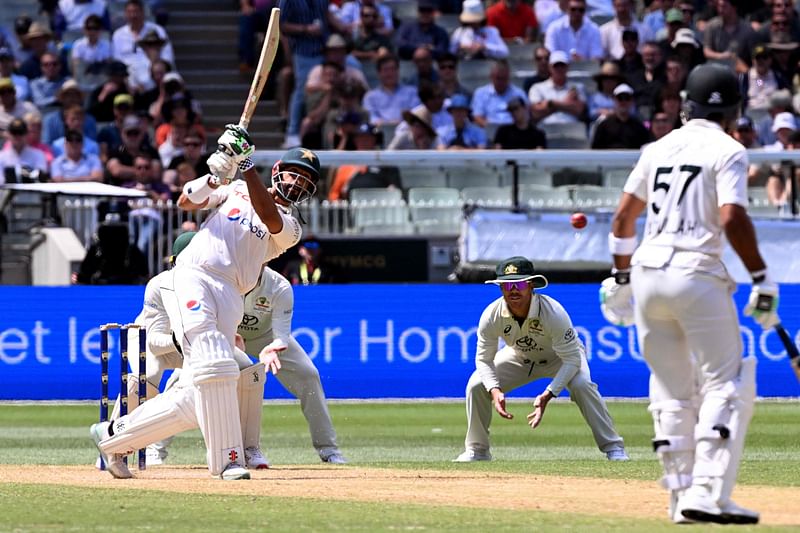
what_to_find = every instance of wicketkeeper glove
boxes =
[744,270,780,329]
[599,273,635,327]
[217,124,255,172]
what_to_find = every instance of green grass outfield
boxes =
[1,400,799,532]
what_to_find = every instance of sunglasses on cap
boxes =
[500,280,529,291]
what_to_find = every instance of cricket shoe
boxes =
[220,462,251,480]
[245,447,270,470]
[678,486,725,524]
[89,422,132,479]
[719,500,760,525]
[452,449,492,462]
[321,452,348,464]
[606,448,630,461]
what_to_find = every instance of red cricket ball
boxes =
[570,212,588,229]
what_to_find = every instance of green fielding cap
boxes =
[485,256,549,289]
[172,231,196,257]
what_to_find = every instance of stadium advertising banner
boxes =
[0,285,798,400]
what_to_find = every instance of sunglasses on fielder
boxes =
[500,280,529,292]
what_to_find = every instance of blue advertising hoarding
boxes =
[0,284,798,400]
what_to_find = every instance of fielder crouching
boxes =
[453,256,628,463]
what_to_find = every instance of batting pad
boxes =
[191,331,244,476]
[100,387,197,455]
[237,363,266,449]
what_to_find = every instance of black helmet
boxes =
[683,63,741,122]
[271,147,320,205]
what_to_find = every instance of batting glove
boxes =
[207,150,237,185]
[217,124,255,164]
[744,270,780,329]
[599,276,635,327]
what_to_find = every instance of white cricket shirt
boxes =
[624,119,749,276]
[176,180,302,294]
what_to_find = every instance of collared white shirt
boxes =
[0,144,49,183]
[111,21,174,66]
[362,84,420,124]
[449,26,509,59]
[600,18,645,60]
[71,36,113,64]
[544,15,603,60]
[475,293,583,396]
[51,152,101,180]
[625,119,750,276]
[471,83,528,125]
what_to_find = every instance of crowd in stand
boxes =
[0,0,206,204]
[236,0,800,206]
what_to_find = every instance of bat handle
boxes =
[238,118,250,130]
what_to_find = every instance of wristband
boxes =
[183,175,213,204]
[750,268,768,284]
[612,267,631,285]
[608,233,637,255]
[238,157,254,172]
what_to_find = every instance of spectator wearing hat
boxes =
[278,0,348,149]
[703,0,752,66]
[18,22,58,80]
[331,110,370,149]
[112,0,174,68]
[617,28,644,76]
[656,7,684,57]
[351,3,395,63]
[30,52,67,110]
[493,96,546,149]
[648,110,674,140]
[600,0,645,60]
[70,14,112,86]
[8,16,33,66]
[51,129,103,182]
[329,123,402,200]
[529,51,587,126]
[754,88,793,145]
[136,58,171,118]
[765,110,796,151]
[394,81,452,139]
[740,3,800,67]
[588,61,624,122]
[437,52,471,100]
[0,77,38,132]
[57,0,109,33]
[88,60,134,122]
[41,79,98,144]
[670,27,705,69]
[283,238,346,285]
[126,29,169,94]
[766,30,798,84]
[403,46,439,88]
[590,83,651,148]
[96,93,134,158]
[544,0,603,61]
[0,47,31,102]
[0,118,49,184]
[743,44,785,112]
[764,111,798,207]
[394,0,450,60]
[306,34,369,97]
[105,114,160,186]
[51,104,101,157]
[486,0,538,42]
[386,106,440,149]
[732,116,760,149]
[450,0,509,60]
[362,54,420,126]
[472,59,528,127]
[148,71,202,127]
[436,93,487,149]
[336,0,394,35]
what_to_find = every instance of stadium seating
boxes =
[517,167,553,186]
[349,188,411,233]
[519,184,573,209]
[572,185,621,209]
[461,186,513,208]
[399,167,449,188]
[447,165,502,189]
[603,168,632,188]
[408,187,462,234]
[458,60,493,92]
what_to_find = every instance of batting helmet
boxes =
[271,147,321,205]
[682,63,741,122]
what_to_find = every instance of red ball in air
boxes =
[570,212,588,230]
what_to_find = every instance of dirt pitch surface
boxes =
[2,465,799,525]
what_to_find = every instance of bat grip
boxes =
[776,324,800,360]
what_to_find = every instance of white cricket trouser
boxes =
[245,334,339,453]
[631,266,742,405]
[463,346,624,453]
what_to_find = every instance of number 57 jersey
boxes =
[624,119,750,277]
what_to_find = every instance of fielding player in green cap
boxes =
[453,256,628,462]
